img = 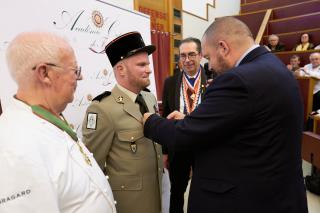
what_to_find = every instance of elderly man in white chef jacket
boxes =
[0,31,116,213]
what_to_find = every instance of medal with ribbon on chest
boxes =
[182,70,201,114]
[31,105,92,166]
[130,136,137,154]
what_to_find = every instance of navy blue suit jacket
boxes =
[144,46,308,213]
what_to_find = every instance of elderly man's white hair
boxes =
[268,34,279,40]
[6,31,72,85]
[310,52,320,59]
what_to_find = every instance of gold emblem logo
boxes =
[92,10,104,28]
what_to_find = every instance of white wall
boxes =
[183,0,240,39]
[104,0,134,10]
[182,0,214,19]
[105,0,240,42]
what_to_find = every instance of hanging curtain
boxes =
[151,30,170,101]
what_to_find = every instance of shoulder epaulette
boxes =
[92,91,111,102]
[143,87,151,92]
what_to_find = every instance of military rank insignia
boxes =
[86,112,97,130]
[117,96,124,103]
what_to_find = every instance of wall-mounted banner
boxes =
[0,0,156,136]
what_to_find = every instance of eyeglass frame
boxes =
[179,52,199,61]
[32,63,82,79]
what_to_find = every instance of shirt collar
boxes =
[235,44,260,67]
[11,96,33,112]
[116,84,138,102]
[184,67,201,78]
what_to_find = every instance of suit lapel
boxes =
[239,46,269,66]
[174,73,183,110]
[200,66,207,100]
[111,86,141,122]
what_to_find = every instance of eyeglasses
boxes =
[32,63,82,79]
[179,52,199,61]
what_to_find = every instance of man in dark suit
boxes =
[162,37,207,213]
[143,17,308,213]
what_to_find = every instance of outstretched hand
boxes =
[143,112,153,125]
[167,110,185,120]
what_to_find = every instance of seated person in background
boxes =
[266,34,286,52]
[298,52,320,111]
[287,54,301,72]
[293,33,314,51]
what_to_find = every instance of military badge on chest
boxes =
[130,136,137,153]
[130,142,137,153]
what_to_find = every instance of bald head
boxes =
[309,52,320,68]
[203,17,254,48]
[201,17,255,74]
[6,32,74,85]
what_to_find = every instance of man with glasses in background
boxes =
[161,37,207,213]
[0,31,116,213]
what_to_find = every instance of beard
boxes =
[214,53,233,75]
[141,77,150,88]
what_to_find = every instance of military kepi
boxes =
[105,31,156,67]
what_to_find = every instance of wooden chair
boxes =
[275,49,320,66]
[302,131,320,168]
[296,76,316,122]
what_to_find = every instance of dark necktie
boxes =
[189,77,195,86]
[135,94,149,114]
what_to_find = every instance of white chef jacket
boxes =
[0,98,116,213]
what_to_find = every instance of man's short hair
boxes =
[268,34,279,41]
[6,32,71,84]
[179,37,201,53]
[290,54,300,60]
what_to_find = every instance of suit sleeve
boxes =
[144,72,252,151]
[161,77,171,154]
[82,102,115,174]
